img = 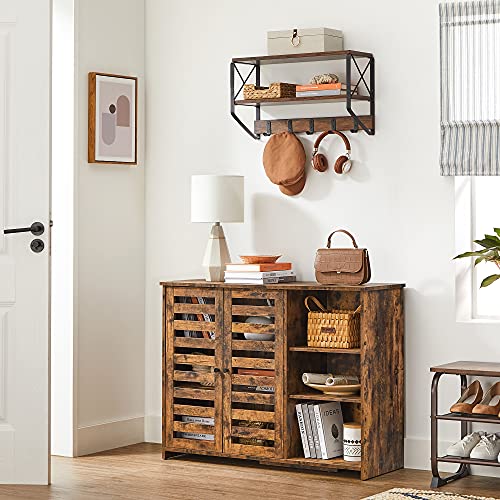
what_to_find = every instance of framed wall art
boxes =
[88,72,138,165]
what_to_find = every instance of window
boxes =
[455,177,500,321]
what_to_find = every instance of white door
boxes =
[0,0,51,485]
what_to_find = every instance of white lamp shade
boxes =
[191,175,244,223]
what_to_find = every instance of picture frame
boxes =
[88,72,138,165]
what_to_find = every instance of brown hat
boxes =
[263,132,306,196]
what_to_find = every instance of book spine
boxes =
[232,385,275,393]
[296,90,341,97]
[295,404,311,458]
[302,404,316,458]
[181,415,214,425]
[225,276,297,284]
[224,270,295,279]
[308,404,322,458]
[313,404,328,459]
[177,432,214,441]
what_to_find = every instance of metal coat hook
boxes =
[264,121,272,136]
[305,118,315,135]
[330,118,337,131]
[287,120,294,133]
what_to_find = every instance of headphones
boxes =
[311,130,352,174]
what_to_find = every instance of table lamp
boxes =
[191,175,244,281]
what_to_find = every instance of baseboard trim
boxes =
[144,414,161,444]
[77,416,145,456]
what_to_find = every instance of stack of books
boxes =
[296,402,344,459]
[177,415,215,441]
[296,82,352,98]
[224,262,296,285]
[233,368,275,393]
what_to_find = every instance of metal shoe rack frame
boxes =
[430,362,500,488]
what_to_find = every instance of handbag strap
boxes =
[304,296,327,312]
[326,229,358,249]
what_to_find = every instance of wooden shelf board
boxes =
[431,361,500,377]
[438,455,500,467]
[235,95,370,106]
[261,456,361,471]
[436,412,500,424]
[289,393,361,404]
[289,346,360,354]
[232,50,373,65]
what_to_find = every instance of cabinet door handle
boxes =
[213,367,221,373]
[223,368,230,374]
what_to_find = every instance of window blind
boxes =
[440,1,500,175]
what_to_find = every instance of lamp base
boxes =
[202,222,231,282]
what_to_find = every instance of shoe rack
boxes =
[430,361,500,488]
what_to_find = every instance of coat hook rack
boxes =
[230,50,375,139]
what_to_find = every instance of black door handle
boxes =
[3,222,44,236]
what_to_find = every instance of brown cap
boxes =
[279,171,306,196]
[263,132,306,195]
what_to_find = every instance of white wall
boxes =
[144,0,500,472]
[75,0,145,455]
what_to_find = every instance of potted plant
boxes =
[454,229,500,287]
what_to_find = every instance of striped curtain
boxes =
[440,1,500,175]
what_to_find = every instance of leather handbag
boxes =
[314,229,371,285]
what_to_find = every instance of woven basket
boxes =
[305,296,361,349]
[243,82,296,100]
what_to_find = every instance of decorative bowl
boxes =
[243,315,275,341]
[239,255,282,264]
[305,383,361,396]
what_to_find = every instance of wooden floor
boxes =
[0,443,499,499]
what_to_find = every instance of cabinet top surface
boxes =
[159,279,405,291]
[431,361,500,377]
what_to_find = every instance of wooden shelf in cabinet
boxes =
[261,456,361,472]
[289,346,360,354]
[289,393,361,404]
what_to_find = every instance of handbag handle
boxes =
[326,229,358,249]
[304,295,327,312]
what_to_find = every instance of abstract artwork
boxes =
[88,72,137,164]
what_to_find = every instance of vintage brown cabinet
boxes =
[161,280,404,480]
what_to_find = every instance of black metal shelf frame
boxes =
[230,52,375,140]
[430,372,500,488]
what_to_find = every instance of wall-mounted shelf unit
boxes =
[230,50,375,139]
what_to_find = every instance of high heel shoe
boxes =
[450,380,483,414]
[472,381,500,416]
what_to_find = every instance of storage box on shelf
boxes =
[161,280,405,480]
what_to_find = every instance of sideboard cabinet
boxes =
[161,280,404,480]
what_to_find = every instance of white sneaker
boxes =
[446,432,484,457]
[470,433,500,460]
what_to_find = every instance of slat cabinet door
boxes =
[222,289,284,459]
[164,287,224,453]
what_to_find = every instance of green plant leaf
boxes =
[475,256,487,266]
[454,250,490,259]
[474,238,500,249]
[494,228,500,237]
[480,274,500,287]
[485,234,500,244]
